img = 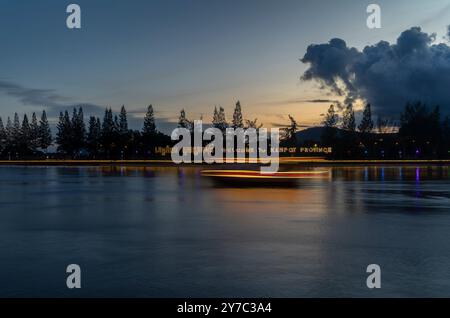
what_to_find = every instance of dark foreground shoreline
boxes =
[1,159,450,167]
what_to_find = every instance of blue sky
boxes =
[1,0,450,133]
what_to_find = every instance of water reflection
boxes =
[0,165,450,297]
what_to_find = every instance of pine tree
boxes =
[212,106,228,132]
[71,107,86,156]
[141,105,157,157]
[5,117,13,150]
[114,115,120,132]
[117,106,131,156]
[56,111,71,154]
[101,108,118,156]
[20,114,31,153]
[102,108,114,135]
[29,112,39,151]
[341,104,357,158]
[38,110,52,151]
[119,105,128,134]
[143,105,156,135]
[0,117,5,152]
[358,103,374,133]
[232,101,244,129]
[322,105,339,146]
[9,113,21,155]
[87,116,101,157]
[218,107,227,131]
[12,113,21,148]
[342,104,356,132]
[114,114,121,145]
[178,109,192,130]
[323,105,338,127]
[96,118,101,134]
[212,106,220,128]
[56,112,64,150]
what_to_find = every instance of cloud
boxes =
[0,80,69,107]
[0,80,186,134]
[305,99,339,103]
[270,121,311,129]
[261,98,342,108]
[0,79,105,117]
[300,27,450,117]
[419,3,450,29]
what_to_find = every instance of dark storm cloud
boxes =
[301,27,450,116]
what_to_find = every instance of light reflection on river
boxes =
[0,165,450,297]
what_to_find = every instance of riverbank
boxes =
[2,158,450,167]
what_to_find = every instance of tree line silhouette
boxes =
[55,105,170,159]
[319,102,450,159]
[0,101,262,159]
[0,111,52,159]
[0,100,450,160]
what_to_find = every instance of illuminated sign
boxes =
[299,147,333,154]
[155,146,333,156]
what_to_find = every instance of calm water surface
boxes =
[0,165,450,297]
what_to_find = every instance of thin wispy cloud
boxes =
[0,79,184,133]
[419,3,450,28]
[261,98,341,106]
[0,80,70,107]
[0,79,105,117]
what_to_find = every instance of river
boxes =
[0,165,449,297]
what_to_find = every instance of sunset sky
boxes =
[1,0,450,133]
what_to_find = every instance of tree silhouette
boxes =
[342,104,356,132]
[178,109,192,130]
[212,107,220,129]
[114,114,120,132]
[0,117,5,153]
[245,118,262,129]
[358,104,374,133]
[143,105,156,135]
[321,105,338,146]
[119,106,128,134]
[12,113,21,153]
[142,105,158,157]
[3,99,450,160]
[282,115,298,145]
[38,110,52,152]
[232,101,244,129]
[87,116,102,158]
[29,113,40,151]
[357,103,374,156]
[212,106,228,132]
[117,106,131,156]
[101,108,117,157]
[71,107,86,157]
[5,117,13,154]
[399,102,442,157]
[323,105,338,127]
[56,111,72,155]
[20,114,31,154]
